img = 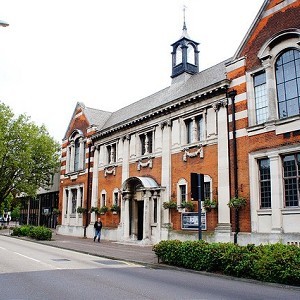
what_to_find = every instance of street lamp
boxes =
[0,20,9,27]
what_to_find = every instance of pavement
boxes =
[2,227,300,291]
[0,227,159,267]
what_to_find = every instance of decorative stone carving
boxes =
[160,119,172,129]
[212,99,228,111]
[182,144,203,162]
[104,165,116,177]
[137,157,153,171]
[122,134,131,142]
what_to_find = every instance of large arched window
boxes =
[275,49,300,119]
[66,130,85,173]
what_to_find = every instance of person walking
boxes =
[93,217,102,242]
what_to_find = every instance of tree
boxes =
[0,102,60,205]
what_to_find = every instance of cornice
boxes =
[92,80,229,140]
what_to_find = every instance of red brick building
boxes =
[58,0,300,245]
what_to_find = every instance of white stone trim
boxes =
[230,75,246,88]
[225,57,246,73]
[228,110,247,123]
[263,0,298,18]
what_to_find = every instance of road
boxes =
[0,235,299,300]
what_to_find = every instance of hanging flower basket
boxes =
[90,206,99,214]
[76,206,87,214]
[99,205,109,214]
[203,199,217,211]
[163,201,177,209]
[228,197,247,209]
[180,201,195,212]
[110,204,120,214]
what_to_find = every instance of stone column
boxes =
[214,99,232,240]
[66,145,70,174]
[78,138,85,170]
[269,154,283,233]
[262,57,277,122]
[161,120,171,223]
[76,187,81,224]
[123,195,130,239]
[143,191,150,242]
[67,188,72,225]
[91,145,99,223]
[122,135,130,182]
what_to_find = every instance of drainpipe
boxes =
[227,89,239,244]
[84,143,92,238]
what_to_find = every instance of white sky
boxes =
[0,0,265,142]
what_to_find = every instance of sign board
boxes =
[43,208,50,215]
[181,212,206,230]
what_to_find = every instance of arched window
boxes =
[187,43,195,65]
[175,45,182,65]
[275,49,300,119]
[66,130,85,173]
[74,139,80,171]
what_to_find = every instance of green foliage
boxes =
[228,197,247,209]
[253,243,300,285]
[52,208,61,215]
[203,199,217,211]
[0,102,60,205]
[12,225,52,240]
[153,240,300,286]
[110,204,120,212]
[99,205,109,214]
[10,205,21,220]
[12,225,33,237]
[180,201,194,211]
[90,206,99,213]
[76,206,87,214]
[162,201,177,209]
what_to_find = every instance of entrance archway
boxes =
[121,176,160,242]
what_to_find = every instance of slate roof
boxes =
[63,102,112,140]
[84,106,112,129]
[101,59,229,130]
[65,59,229,140]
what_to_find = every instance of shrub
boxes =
[153,240,300,286]
[12,225,33,237]
[12,225,52,241]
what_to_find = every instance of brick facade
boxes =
[58,0,300,245]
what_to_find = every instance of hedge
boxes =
[11,225,52,241]
[152,240,300,286]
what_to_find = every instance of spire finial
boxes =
[183,5,187,31]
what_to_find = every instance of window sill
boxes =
[65,169,85,179]
[257,209,272,215]
[281,207,300,215]
[135,154,154,161]
[247,115,300,136]
[182,142,204,150]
